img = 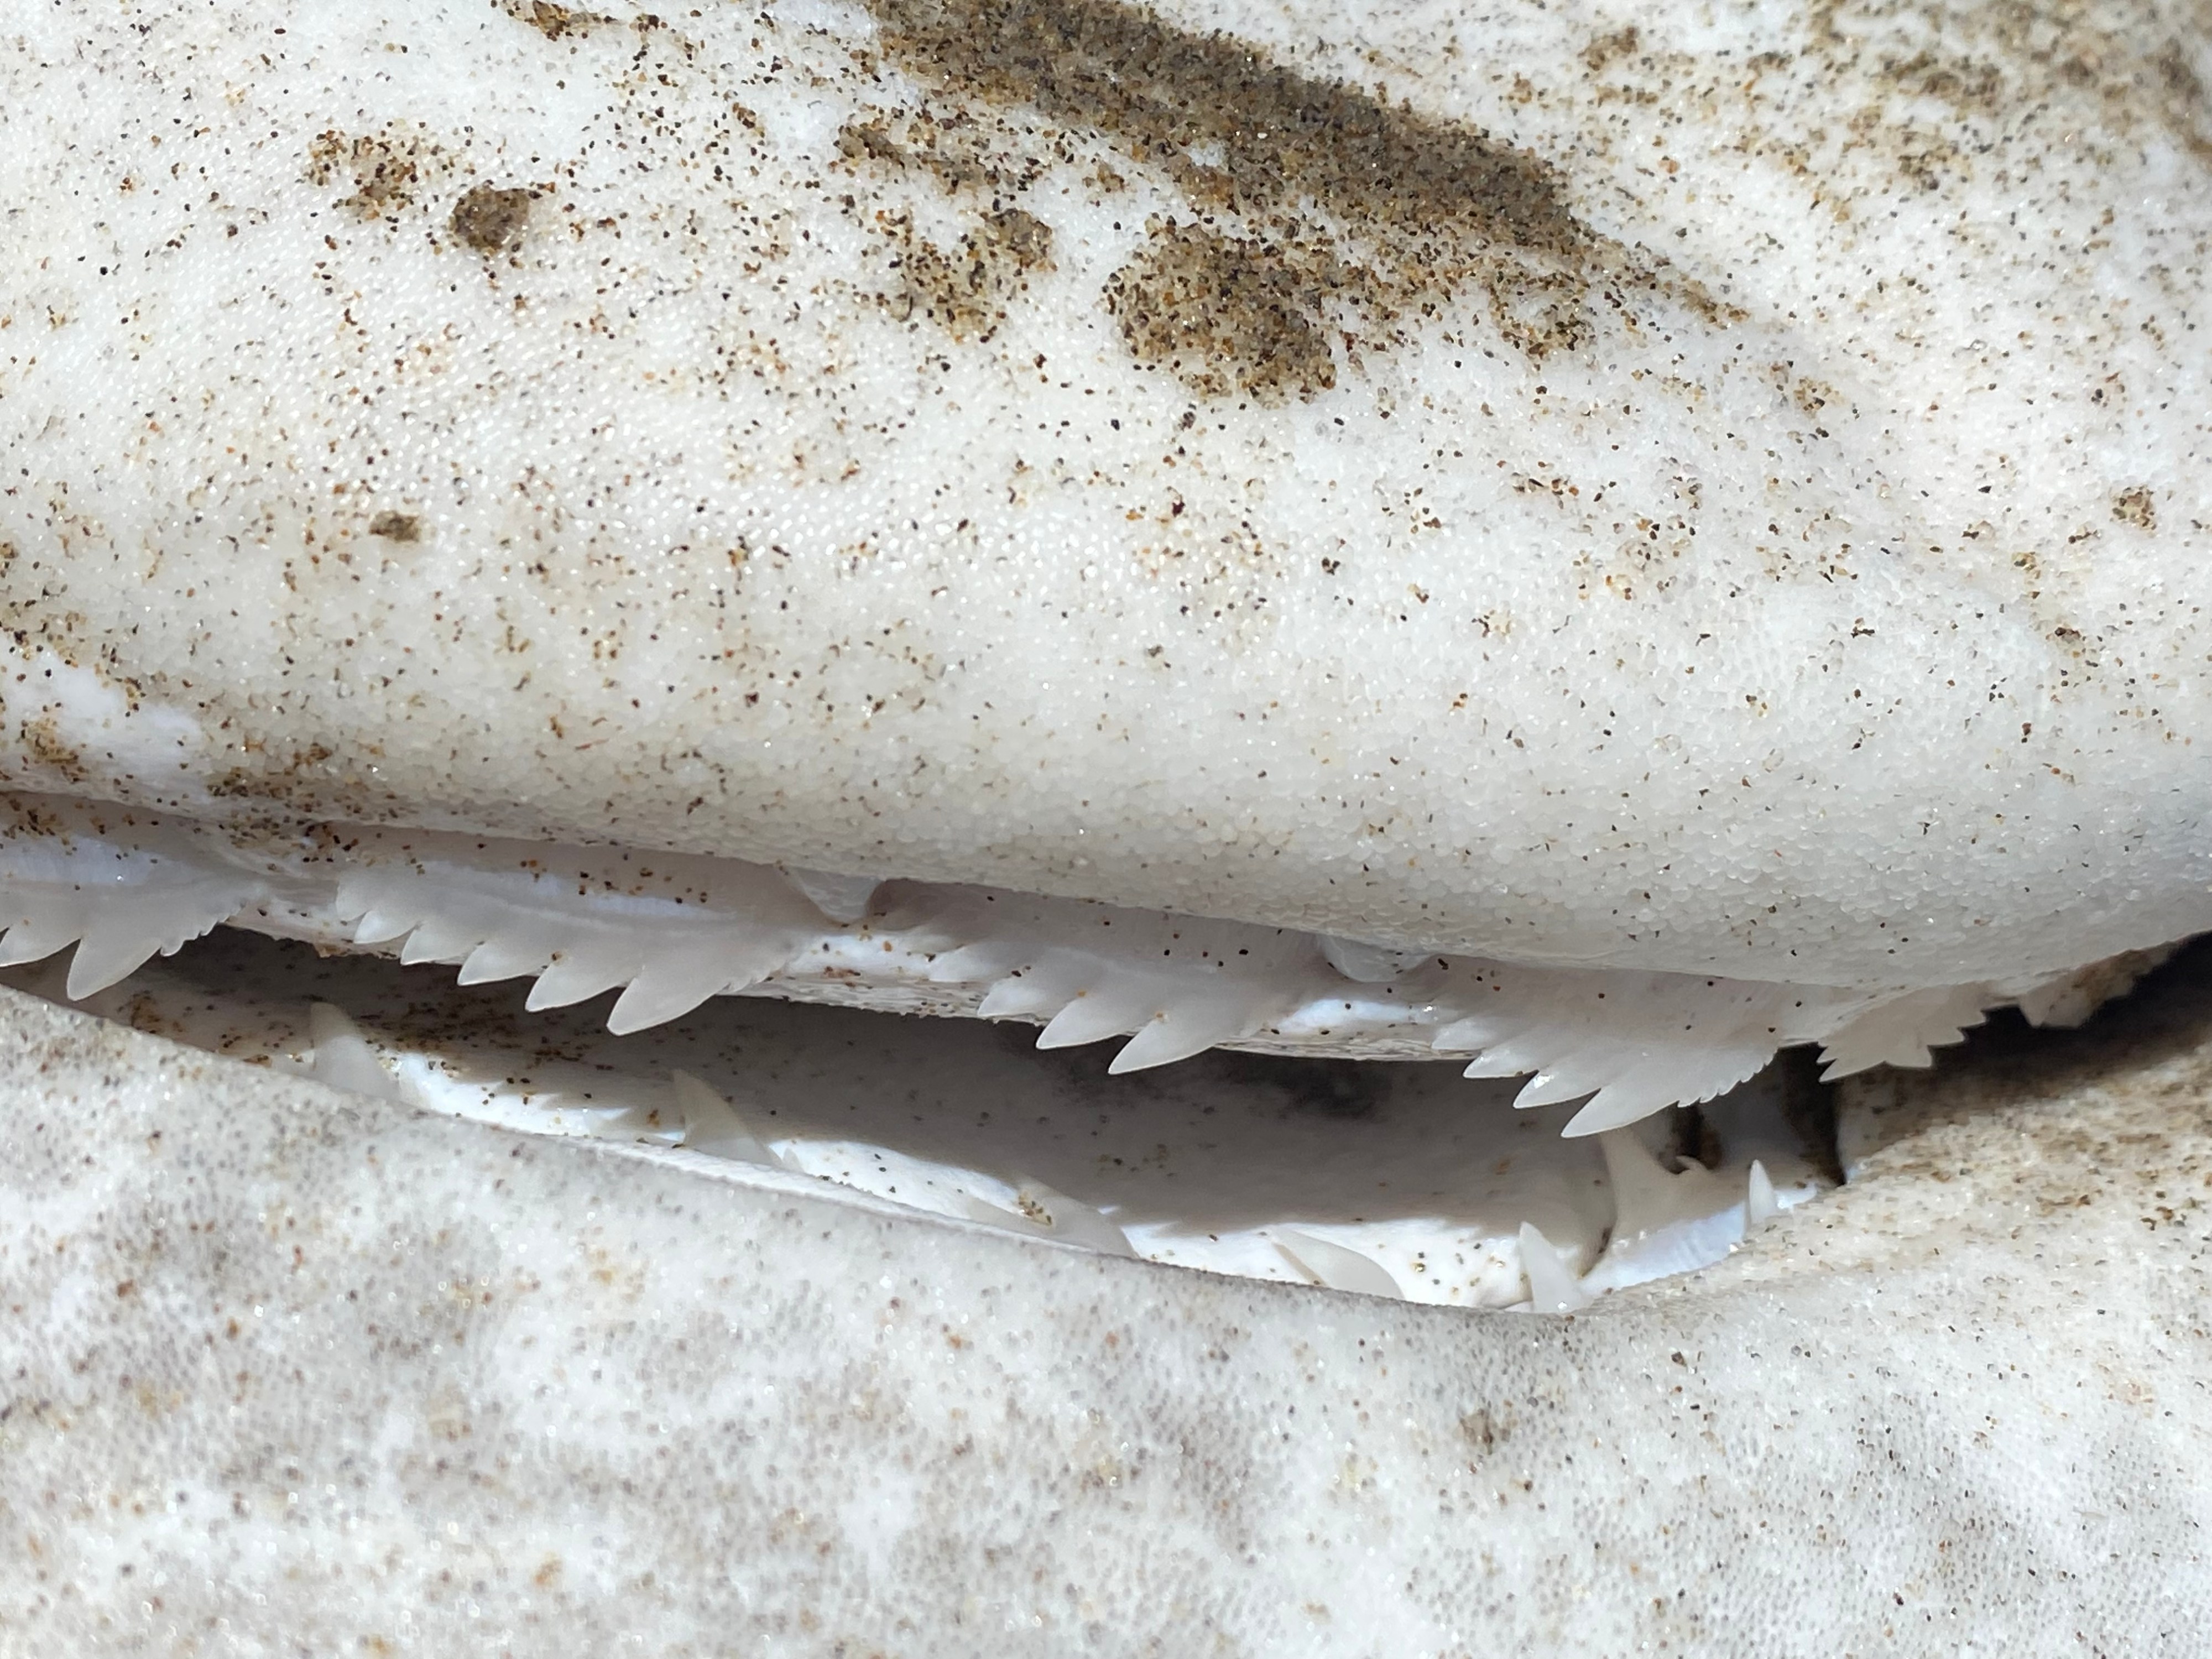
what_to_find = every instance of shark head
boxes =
[1,0,2209,1635]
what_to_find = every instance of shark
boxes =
[2,0,2210,1641]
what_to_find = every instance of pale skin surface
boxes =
[4,8,2212,1636]
[1,0,2208,994]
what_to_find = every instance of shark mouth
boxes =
[0,787,2169,1309]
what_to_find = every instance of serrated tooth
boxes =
[975,973,1062,1020]
[456,931,558,986]
[607,956,730,1035]
[609,930,809,1034]
[66,885,238,998]
[0,899,88,967]
[348,906,420,947]
[397,915,488,965]
[1514,1043,1642,1110]
[525,941,640,1010]
[1271,1229,1402,1300]
[1518,1222,1592,1313]
[64,927,170,998]
[1817,985,1986,1078]
[1036,987,1151,1051]
[330,873,389,925]
[307,1000,410,1103]
[1462,1030,1579,1081]
[671,1070,782,1167]
[1562,1083,1678,1137]
[1560,1047,1768,1137]
[1107,998,1260,1073]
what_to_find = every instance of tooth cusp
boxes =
[671,1069,784,1167]
[1815,985,1991,1079]
[1516,1223,1593,1314]
[1271,1228,1404,1300]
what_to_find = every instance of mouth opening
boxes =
[0,925,1840,1310]
[0,787,2162,1308]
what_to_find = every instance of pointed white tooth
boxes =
[1595,1128,1685,1241]
[1462,1030,1579,1083]
[1012,1179,1134,1256]
[64,932,165,999]
[330,873,387,925]
[1514,1065,1605,1112]
[671,1070,782,1167]
[607,963,726,1035]
[525,941,640,1010]
[1563,1088,1667,1138]
[1817,986,1987,1078]
[608,931,806,1034]
[348,906,419,947]
[0,900,88,967]
[1746,1159,1780,1228]
[1271,1228,1403,1300]
[65,886,235,998]
[307,1001,410,1103]
[397,915,488,965]
[456,932,557,986]
[1559,1055,1704,1134]
[1107,999,1258,1073]
[1036,988,1151,1051]
[975,974,1060,1020]
[1518,1222,1592,1313]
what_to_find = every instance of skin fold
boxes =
[2,0,2206,995]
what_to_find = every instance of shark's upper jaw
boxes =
[7,0,2209,989]
[0,0,2208,1295]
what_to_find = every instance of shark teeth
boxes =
[1516,1224,1593,1314]
[4,925,1834,1310]
[671,1070,785,1168]
[0,789,2164,1131]
[1271,1228,1406,1300]
[889,884,1324,1073]
[0,813,264,996]
[333,837,834,1034]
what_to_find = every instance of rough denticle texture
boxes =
[8,962,2212,1653]
[3,0,2208,985]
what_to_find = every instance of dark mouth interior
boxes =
[0,924,1841,1309]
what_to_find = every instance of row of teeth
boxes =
[0,790,2124,1133]
[288,997,1796,1310]
[7,927,1817,1310]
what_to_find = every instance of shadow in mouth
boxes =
[4,925,1833,1310]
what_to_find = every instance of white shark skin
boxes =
[6,961,2212,1651]
[0,0,2207,998]
[2,1,2211,1644]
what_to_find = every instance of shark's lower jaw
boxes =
[0,786,2177,1310]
